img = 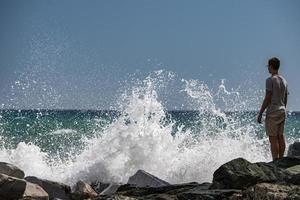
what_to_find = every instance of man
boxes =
[257,57,288,161]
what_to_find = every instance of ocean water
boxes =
[0,72,299,186]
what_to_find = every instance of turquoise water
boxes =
[0,110,299,158]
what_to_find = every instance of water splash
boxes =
[0,71,271,185]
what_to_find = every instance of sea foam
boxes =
[0,71,270,185]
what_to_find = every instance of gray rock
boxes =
[177,188,241,200]
[25,176,71,200]
[270,157,300,169]
[211,157,288,189]
[117,182,206,197]
[286,165,300,175]
[100,183,122,196]
[23,182,49,200]
[0,173,26,199]
[244,183,300,200]
[288,141,300,158]
[285,165,300,185]
[71,180,97,200]
[0,162,25,179]
[95,195,138,200]
[127,170,170,188]
[115,182,239,200]
[91,181,110,194]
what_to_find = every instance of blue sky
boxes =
[0,0,299,110]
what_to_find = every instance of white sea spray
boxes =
[0,71,276,186]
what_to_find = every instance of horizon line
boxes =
[0,109,299,113]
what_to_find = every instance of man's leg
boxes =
[269,136,279,161]
[278,134,285,158]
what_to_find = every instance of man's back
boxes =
[258,57,287,161]
[266,75,288,114]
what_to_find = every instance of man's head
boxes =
[268,57,280,74]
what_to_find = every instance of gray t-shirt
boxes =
[266,75,288,114]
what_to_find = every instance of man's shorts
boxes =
[265,110,286,136]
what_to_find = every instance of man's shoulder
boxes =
[279,75,287,82]
[266,77,272,82]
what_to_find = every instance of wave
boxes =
[0,71,271,185]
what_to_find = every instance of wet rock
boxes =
[271,157,300,169]
[0,162,25,179]
[100,183,122,196]
[71,180,97,200]
[285,165,300,185]
[25,176,71,200]
[23,182,49,200]
[95,195,138,200]
[211,158,287,189]
[0,173,26,199]
[177,187,241,200]
[288,141,300,158]
[244,183,300,200]
[117,182,202,197]
[91,181,110,194]
[115,182,240,200]
[286,165,300,175]
[127,170,170,187]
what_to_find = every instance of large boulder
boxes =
[23,182,49,200]
[244,183,300,200]
[211,158,287,189]
[0,173,27,199]
[288,141,300,158]
[127,170,170,187]
[25,176,71,200]
[0,162,25,179]
[71,180,97,200]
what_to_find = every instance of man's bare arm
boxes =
[284,91,288,107]
[259,91,272,115]
[257,91,272,123]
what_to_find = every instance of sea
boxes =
[0,72,299,186]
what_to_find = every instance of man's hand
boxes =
[257,113,262,124]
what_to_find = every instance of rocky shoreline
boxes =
[1,141,300,200]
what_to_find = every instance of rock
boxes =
[116,182,240,200]
[91,181,110,194]
[117,182,202,197]
[0,173,27,199]
[177,188,241,200]
[0,162,25,179]
[286,165,300,174]
[285,165,300,185]
[25,176,71,200]
[23,182,49,200]
[288,141,300,158]
[271,157,300,169]
[71,180,97,200]
[100,183,122,196]
[244,183,300,200]
[95,195,138,200]
[127,170,170,187]
[211,158,287,189]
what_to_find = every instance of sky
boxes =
[0,0,299,110]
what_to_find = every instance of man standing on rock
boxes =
[257,57,288,161]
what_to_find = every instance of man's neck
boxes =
[271,71,279,76]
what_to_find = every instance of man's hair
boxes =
[268,57,280,70]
